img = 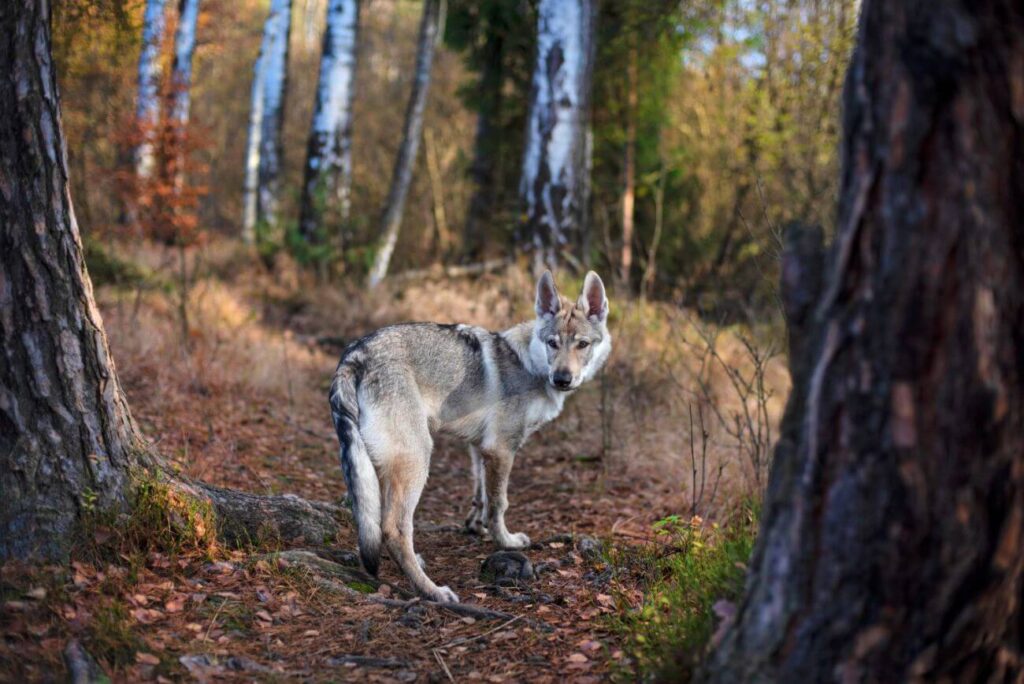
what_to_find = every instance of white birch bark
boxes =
[519,0,596,271]
[134,0,168,179]
[366,0,442,288]
[169,0,201,127]
[298,0,359,244]
[242,0,294,243]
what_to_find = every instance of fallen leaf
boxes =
[26,587,46,601]
[568,653,588,664]
[165,597,186,613]
[255,610,273,623]
[136,652,161,666]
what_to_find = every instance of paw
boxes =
[497,532,531,550]
[464,516,489,536]
[429,585,460,603]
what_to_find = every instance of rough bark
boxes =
[0,0,146,559]
[366,0,442,288]
[518,0,597,273]
[242,0,293,242]
[297,0,359,246]
[0,0,349,561]
[133,0,168,179]
[703,2,1024,682]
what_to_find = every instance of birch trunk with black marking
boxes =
[703,2,1024,681]
[133,0,168,180]
[242,0,293,243]
[519,0,596,272]
[298,0,359,245]
[366,0,441,288]
[0,0,349,561]
[168,0,200,129]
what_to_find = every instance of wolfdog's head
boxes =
[532,271,612,391]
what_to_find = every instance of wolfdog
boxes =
[329,271,611,602]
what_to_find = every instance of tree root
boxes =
[175,479,351,548]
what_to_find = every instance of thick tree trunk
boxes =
[0,0,146,559]
[0,0,349,561]
[297,0,359,246]
[518,0,596,273]
[366,0,442,288]
[133,0,168,180]
[703,2,1024,681]
[242,0,293,243]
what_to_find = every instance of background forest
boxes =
[57,0,856,318]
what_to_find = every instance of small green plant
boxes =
[609,503,758,682]
[88,599,141,668]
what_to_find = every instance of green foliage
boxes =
[609,503,759,681]
[76,470,219,565]
[84,237,167,291]
[88,599,141,668]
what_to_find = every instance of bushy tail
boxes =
[329,364,382,576]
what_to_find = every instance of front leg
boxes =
[464,444,489,535]
[482,447,530,550]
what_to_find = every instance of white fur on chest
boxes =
[524,387,568,436]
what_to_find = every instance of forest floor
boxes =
[0,244,788,682]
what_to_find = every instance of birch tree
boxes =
[519,0,596,272]
[242,0,294,243]
[133,0,168,179]
[366,0,443,288]
[298,0,359,245]
[168,0,201,129]
[1,0,349,560]
[704,1,1024,680]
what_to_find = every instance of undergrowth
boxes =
[609,502,759,682]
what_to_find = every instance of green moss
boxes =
[608,503,758,682]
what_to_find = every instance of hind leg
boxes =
[380,452,459,603]
[464,444,489,535]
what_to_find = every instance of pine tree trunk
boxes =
[133,0,168,180]
[366,0,442,288]
[703,2,1024,681]
[518,0,596,273]
[462,21,504,260]
[297,0,359,246]
[0,0,146,560]
[242,0,294,243]
[0,1,349,561]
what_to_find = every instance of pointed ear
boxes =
[578,271,608,323]
[535,270,561,319]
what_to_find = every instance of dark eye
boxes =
[547,339,559,350]
[577,340,590,349]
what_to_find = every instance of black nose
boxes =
[552,370,573,390]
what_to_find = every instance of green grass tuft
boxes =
[609,503,758,682]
